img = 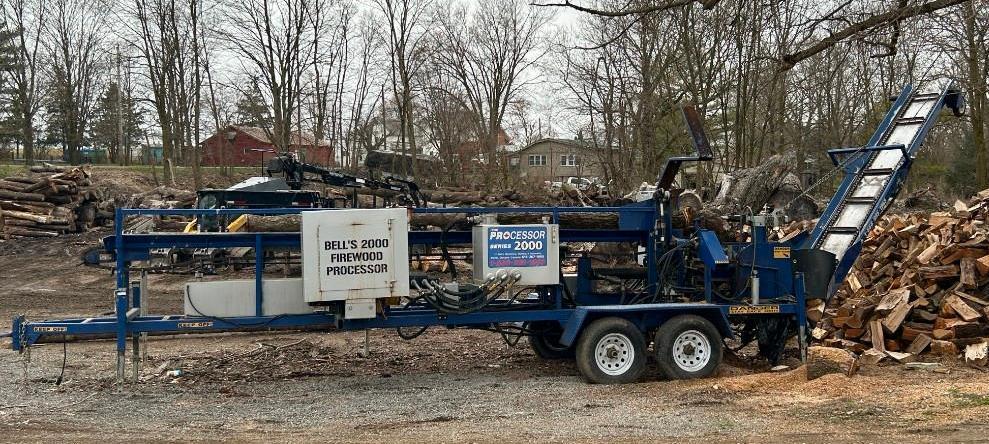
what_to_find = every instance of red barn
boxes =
[200,125,334,167]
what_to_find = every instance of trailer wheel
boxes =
[528,322,574,360]
[654,315,722,380]
[575,317,646,384]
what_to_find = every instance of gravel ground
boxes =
[2,327,989,443]
[2,224,989,442]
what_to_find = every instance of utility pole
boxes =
[116,45,124,165]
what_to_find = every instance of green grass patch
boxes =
[0,163,19,177]
[948,389,989,407]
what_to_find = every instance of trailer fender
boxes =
[558,304,733,347]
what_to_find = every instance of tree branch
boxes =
[779,0,971,70]
[530,0,719,17]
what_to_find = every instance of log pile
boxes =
[814,189,989,366]
[0,167,104,238]
[711,153,819,221]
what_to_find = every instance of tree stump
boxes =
[806,346,859,380]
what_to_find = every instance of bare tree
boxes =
[432,0,551,186]
[305,1,353,166]
[3,0,45,166]
[339,13,383,171]
[128,0,205,183]
[377,0,431,178]
[45,0,109,165]
[221,0,320,155]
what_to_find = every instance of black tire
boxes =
[575,317,647,384]
[528,322,575,360]
[654,315,723,380]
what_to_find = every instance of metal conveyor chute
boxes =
[808,82,964,291]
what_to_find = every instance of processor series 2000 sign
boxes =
[487,226,548,268]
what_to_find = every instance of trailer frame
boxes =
[11,205,808,382]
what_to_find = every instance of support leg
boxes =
[116,351,125,382]
[798,324,808,362]
[360,330,370,357]
[140,271,148,362]
[131,334,140,382]
[115,289,128,383]
[794,273,809,362]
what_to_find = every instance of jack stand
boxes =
[360,330,370,358]
[116,350,126,383]
[131,334,140,382]
[798,324,808,362]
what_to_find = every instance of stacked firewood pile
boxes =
[813,189,989,366]
[0,166,105,238]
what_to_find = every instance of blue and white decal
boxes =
[487,226,548,267]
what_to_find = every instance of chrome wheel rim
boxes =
[673,329,711,372]
[595,333,634,376]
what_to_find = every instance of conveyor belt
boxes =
[811,83,961,270]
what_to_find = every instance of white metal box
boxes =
[302,208,410,318]
[184,278,312,317]
[472,223,560,285]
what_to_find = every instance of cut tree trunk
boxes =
[242,212,624,232]
[3,226,60,237]
[0,189,45,202]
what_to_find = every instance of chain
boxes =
[21,322,30,390]
[784,145,871,210]
[17,320,27,352]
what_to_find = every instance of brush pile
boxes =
[814,189,989,366]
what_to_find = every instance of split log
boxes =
[918,265,959,280]
[905,333,932,355]
[930,340,958,357]
[805,346,859,380]
[964,341,988,366]
[944,293,983,322]
[886,351,916,363]
[859,348,886,365]
[960,257,978,288]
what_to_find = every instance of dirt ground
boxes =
[1,169,988,442]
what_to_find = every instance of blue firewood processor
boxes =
[8,82,965,384]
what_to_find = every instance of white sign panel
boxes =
[302,208,410,305]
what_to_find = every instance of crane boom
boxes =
[267,153,425,207]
